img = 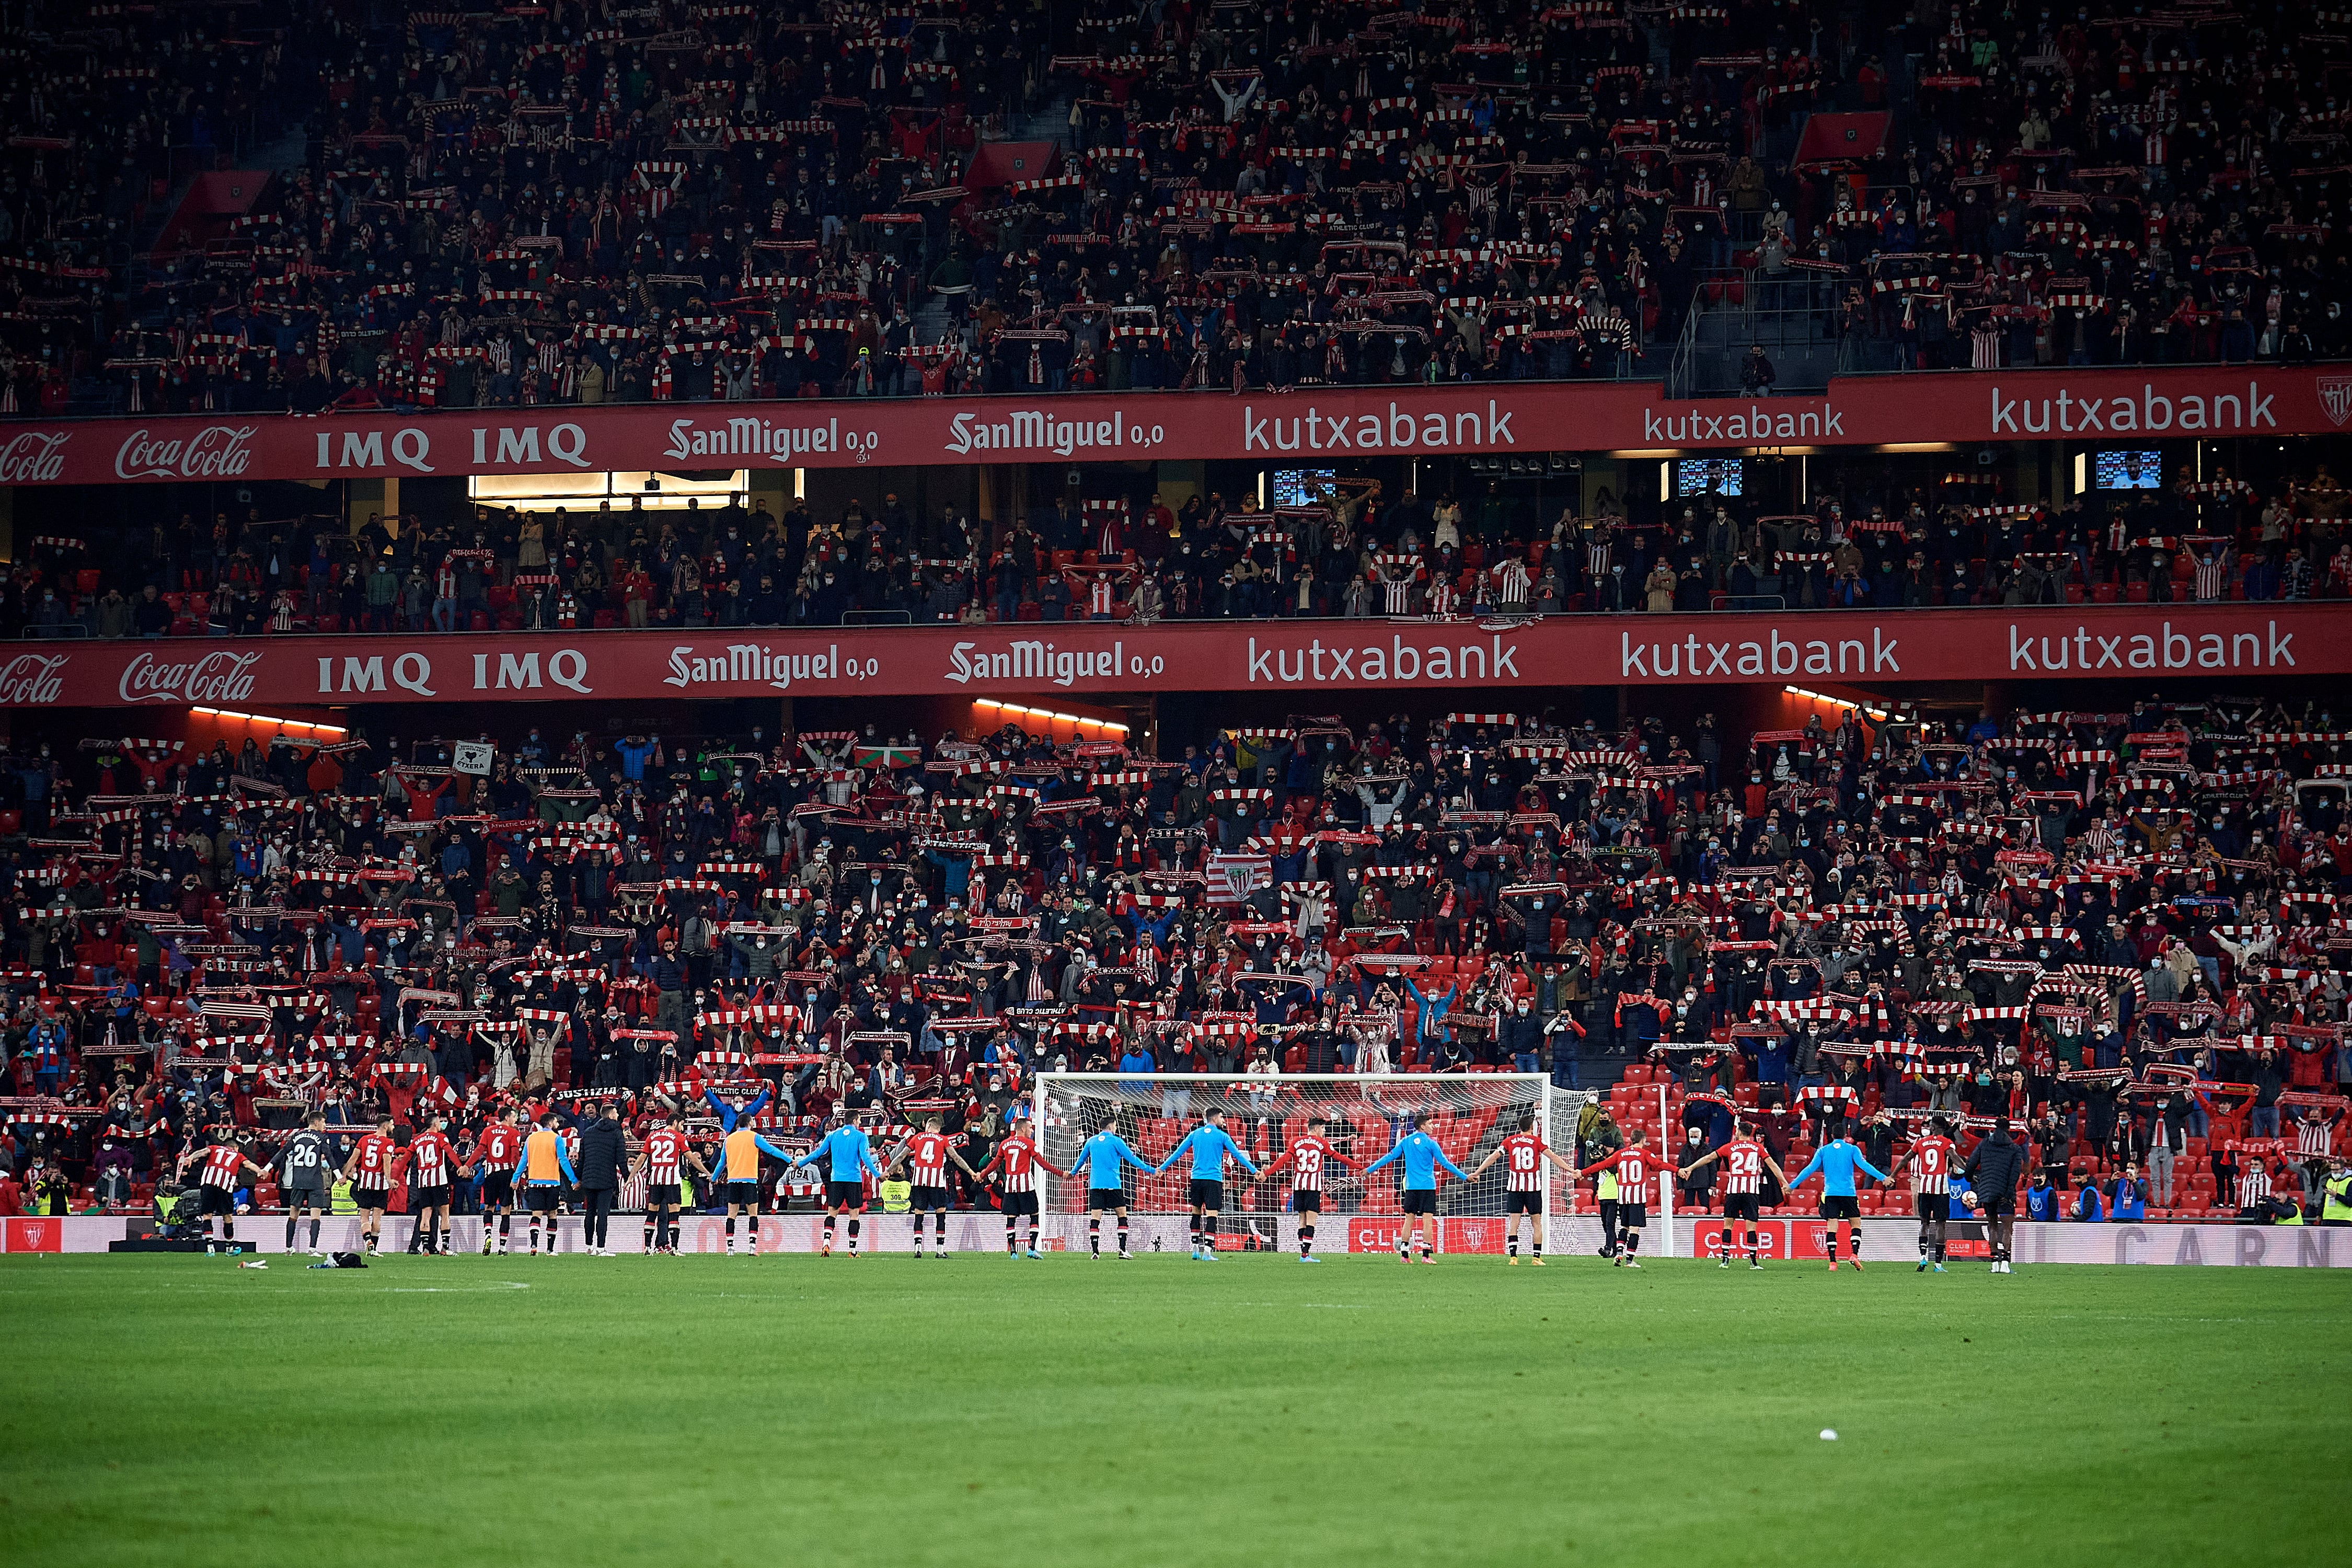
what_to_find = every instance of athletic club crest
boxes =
[2319,374,2352,427]
[1205,852,1273,907]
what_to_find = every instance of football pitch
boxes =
[1,1252,2343,1568]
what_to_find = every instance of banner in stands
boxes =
[5,1214,2348,1264]
[0,365,2342,485]
[7,604,2345,709]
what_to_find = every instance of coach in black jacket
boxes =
[1963,1118,2030,1275]
[573,1104,630,1255]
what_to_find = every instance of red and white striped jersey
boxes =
[1498,1132,1551,1193]
[1714,1138,1769,1196]
[643,1129,689,1185]
[1582,1145,1665,1207]
[1280,1134,1344,1192]
[2296,1119,2335,1158]
[1905,1136,1957,1196]
[351,1132,397,1187]
[404,1130,455,1186]
[1087,575,1116,617]
[471,1123,523,1172]
[981,1135,1047,1194]
[2238,1166,2271,1207]
[198,1143,248,1191]
[900,1132,958,1186]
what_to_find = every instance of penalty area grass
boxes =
[0,1251,2343,1568]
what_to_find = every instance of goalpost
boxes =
[1032,1073,1594,1255]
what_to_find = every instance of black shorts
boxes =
[1724,1193,1760,1222]
[480,1174,512,1207]
[1401,1188,1437,1215]
[1819,1194,1861,1221]
[1004,1191,1040,1217]
[199,1184,235,1217]
[525,1185,561,1214]
[413,1184,451,1210]
[1915,1193,1946,1221]
[725,1181,760,1209]
[911,1184,952,1212]
[1291,1189,1322,1215]
[1188,1179,1224,1212]
[648,1183,682,1209]
[285,1186,330,1212]
[1618,1203,1648,1230]
[354,1186,390,1213]
[1505,1191,1542,1215]
[825,1180,866,1211]
[1980,1194,2016,1219]
[1086,1187,1128,1212]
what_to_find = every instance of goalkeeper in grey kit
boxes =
[280,1112,337,1254]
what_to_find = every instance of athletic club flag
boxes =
[852,743,920,769]
[1207,852,1274,908]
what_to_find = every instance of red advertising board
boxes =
[1686,1217,1990,1261]
[3,604,2341,709]
[1340,1216,1515,1254]
[1441,1216,1510,1254]
[0,364,2342,485]
[1,1217,64,1253]
[1687,1219,1821,1262]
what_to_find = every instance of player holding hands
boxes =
[1154,1107,1260,1261]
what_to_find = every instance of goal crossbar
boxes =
[1031,1072,1589,1251]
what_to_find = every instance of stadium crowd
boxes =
[0,696,2347,1240]
[3,0,2347,417]
[8,446,2352,643]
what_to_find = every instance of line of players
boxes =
[1666,1114,1992,1273]
[175,1098,1985,1269]
[176,1099,1528,1262]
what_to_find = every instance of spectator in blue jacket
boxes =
[615,734,658,781]
[2107,1165,2148,1220]
[1498,997,1543,1074]
[1115,1043,1156,1093]
[923,847,973,903]
[1403,975,1457,1051]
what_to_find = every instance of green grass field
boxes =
[1,1251,2344,1567]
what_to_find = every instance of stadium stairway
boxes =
[1668,271,1845,397]
[910,293,960,349]
[1010,94,1075,152]
[1581,1056,1638,1096]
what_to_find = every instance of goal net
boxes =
[1032,1073,1593,1255]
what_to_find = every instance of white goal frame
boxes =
[1032,1073,1588,1244]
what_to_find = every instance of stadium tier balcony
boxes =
[5,448,2345,641]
